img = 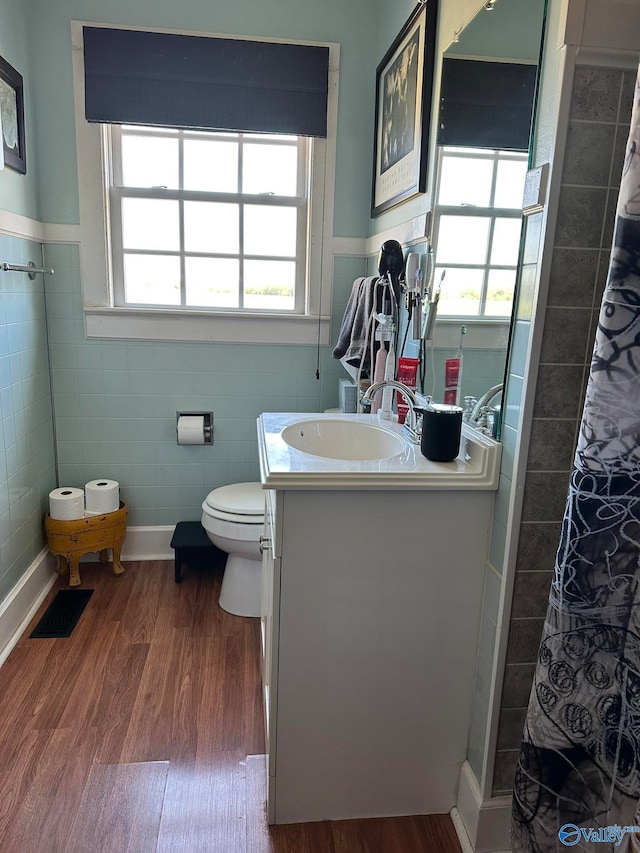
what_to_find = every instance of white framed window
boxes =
[71,22,338,345]
[432,147,528,319]
[109,126,310,313]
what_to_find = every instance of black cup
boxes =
[420,403,463,462]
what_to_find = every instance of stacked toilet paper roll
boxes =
[49,487,85,521]
[84,479,120,515]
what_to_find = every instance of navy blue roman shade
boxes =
[438,58,537,151]
[83,26,330,137]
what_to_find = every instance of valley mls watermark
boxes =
[558,823,640,846]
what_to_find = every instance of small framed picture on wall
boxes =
[0,54,26,174]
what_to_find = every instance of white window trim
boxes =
[71,20,338,344]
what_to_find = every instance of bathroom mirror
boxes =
[419,0,546,425]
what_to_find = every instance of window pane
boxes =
[184,202,239,254]
[486,269,516,317]
[244,260,295,310]
[184,139,238,192]
[122,199,180,250]
[436,267,483,316]
[111,126,310,316]
[494,159,528,208]
[438,156,493,206]
[490,218,522,265]
[121,136,179,189]
[243,143,298,195]
[436,215,491,265]
[244,206,297,257]
[185,258,240,308]
[123,254,180,305]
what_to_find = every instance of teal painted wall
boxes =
[447,0,544,62]
[0,0,40,218]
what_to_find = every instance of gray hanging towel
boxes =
[332,276,378,373]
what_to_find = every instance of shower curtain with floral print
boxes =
[512,65,640,852]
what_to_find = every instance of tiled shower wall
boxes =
[0,234,57,606]
[489,63,636,794]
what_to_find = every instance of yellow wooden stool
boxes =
[44,502,128,587]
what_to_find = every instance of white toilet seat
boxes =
[204,482,264,518]
[202,482,264,527]
[204,506,264,525]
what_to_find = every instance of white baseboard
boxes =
[0,548,57,667]
[450,807,474,853]
[76,525,176,563]
[120,525,176,561]
[455,761,512,853]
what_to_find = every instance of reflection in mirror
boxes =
[433,148,528,318]
[418,0,546,427]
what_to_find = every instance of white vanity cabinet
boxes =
[261,484,495,824]
[257,412,501,825]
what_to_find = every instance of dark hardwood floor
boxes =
[0,559,463,852]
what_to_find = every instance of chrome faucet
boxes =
[361,380,421,443]
[469,383,503,435]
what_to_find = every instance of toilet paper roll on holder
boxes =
[176,411,214,445]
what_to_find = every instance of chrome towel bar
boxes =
[1,261,55,279]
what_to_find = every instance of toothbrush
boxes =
[370,344,387,414]
[379,334,396,420]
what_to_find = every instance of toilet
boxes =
[201,482,265,617]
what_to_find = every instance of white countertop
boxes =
[257,412,501,490]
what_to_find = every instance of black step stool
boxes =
[171,521,222,583]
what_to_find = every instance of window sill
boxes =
[84,306,331,345]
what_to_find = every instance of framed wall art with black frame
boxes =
[371,1,438,217]
[0,54,26,175]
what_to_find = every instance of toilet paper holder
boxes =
[176,411,214,445]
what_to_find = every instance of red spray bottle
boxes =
[444,325,466,406]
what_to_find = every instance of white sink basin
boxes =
[259,413,503,489]
[281,418,405,460]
